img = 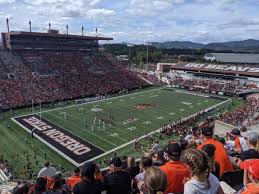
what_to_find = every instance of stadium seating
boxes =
[170,77,242,94]
[0,50,147,110]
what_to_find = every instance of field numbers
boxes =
[128,126,136,131]
[156,116,164,120]
[109,133,119,137]
[143,121,152,125]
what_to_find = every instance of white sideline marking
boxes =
[50,112,117,147]
[14,88,162,117]
[12,87,231,166]
[85,98,232,164]
[11,117,82,166]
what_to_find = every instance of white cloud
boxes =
[0,0,15,4]
[86,9,116,18]
[0,0,258,43]
[89,0,102,6]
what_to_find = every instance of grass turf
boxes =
[0,87,244,179]
[37,88,224,151]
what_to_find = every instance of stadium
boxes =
[0,18,259,194]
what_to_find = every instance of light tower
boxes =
[6,18,9,32]
[29,20,32,32]
[66,24,68,35]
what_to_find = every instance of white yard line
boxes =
[12,87,231,166]
[85,98,232,164]
[47,113,117,147]
[13,87,162,118]
[11,117,82,166]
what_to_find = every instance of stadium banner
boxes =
[171,63,259,76]
[12,115,104,166]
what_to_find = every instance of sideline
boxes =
[12,88,231,166]
[13,87,162,119]
[85,98,231,164]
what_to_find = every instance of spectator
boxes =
[239,132,259,162]
[240,159,259,194]
[34,177,47,194]
[67,167,81,189]
[38,162,57,178]
[121,156,128,169]
[151,140,162,153]
[230,128,249,153]
[73,162,104,194]
[12,183,33,194]
[126,157,139,179]
[184,149,224,194]
[152,150,166,167]
[240,127,248,137]
[44,172,68,194]
[160,142,190,194]
[0,160,11,179]
[202,144,220,179]
[94,165,104,181]
[138,167,167,194]
[135,157,152,183]
[197,126,233,176]
[103,156,131,194]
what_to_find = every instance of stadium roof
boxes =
[204,53,259,64]
[4,31,113,41]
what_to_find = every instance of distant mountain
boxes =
[150,39,259,52]
[151,41,204,49]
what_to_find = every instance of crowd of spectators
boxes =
[138,73,162,85]
[169,77,241,94]
[1,93,258,194]
[218,97,259,127]
[0,50,148,110]
[2,122,259,194]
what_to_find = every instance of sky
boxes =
[0,0,259,44]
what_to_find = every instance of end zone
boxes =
[12,114,104,166]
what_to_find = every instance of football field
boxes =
[13,87,228,165]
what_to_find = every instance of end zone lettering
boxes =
[14,115,104,165]
[23,117,90,156]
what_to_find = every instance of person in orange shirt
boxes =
[228,128,249,153]
[240,159,259,194]
[197,126,233,176]
[160,142,190,194]
[67,167,81,189]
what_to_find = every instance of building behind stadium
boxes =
[204,53,259,64]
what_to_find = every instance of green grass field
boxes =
[0,87,244,179]
[37,88,224,152]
